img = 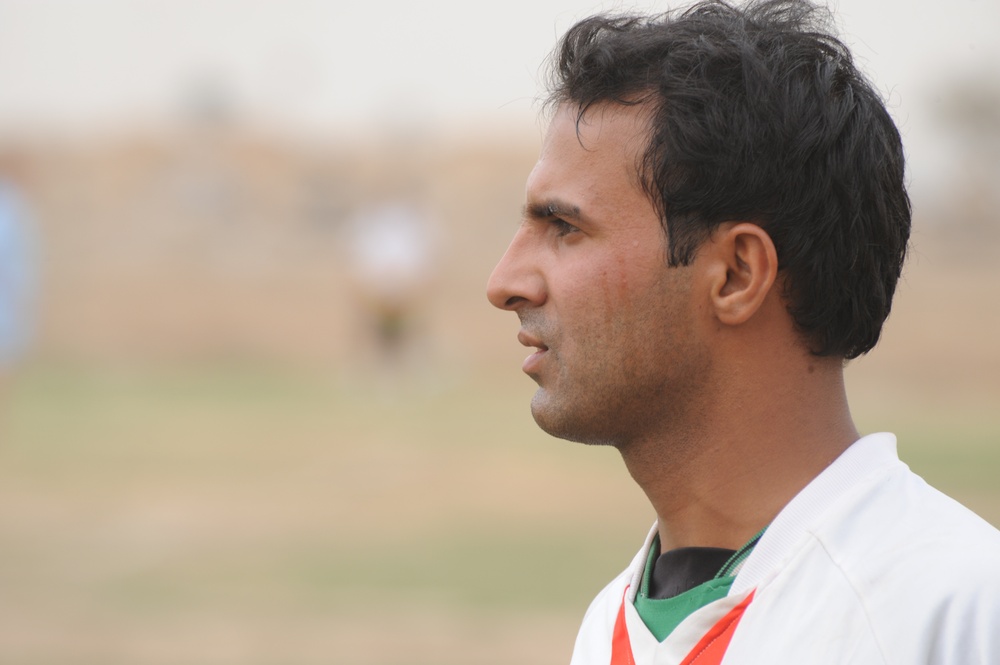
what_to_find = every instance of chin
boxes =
[530,391,619,447]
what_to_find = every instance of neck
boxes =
[620,355,858,552]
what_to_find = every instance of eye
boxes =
[551,218,580,237]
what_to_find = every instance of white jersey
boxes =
[570,433,1000,665]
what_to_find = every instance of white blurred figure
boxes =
[347,201,437,375]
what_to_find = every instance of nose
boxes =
[486,226,546,311]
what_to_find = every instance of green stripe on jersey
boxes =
[634,542,733,641]
[634,527,767,642]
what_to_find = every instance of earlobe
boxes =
[710,223,779,326]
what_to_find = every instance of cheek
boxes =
[556,245,668,333]
[610,250,665,306]
[581,263,657,343]
[586,258,638,330]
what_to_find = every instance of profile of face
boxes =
[487,103,711,448]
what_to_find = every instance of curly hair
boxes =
[547,0,911,359]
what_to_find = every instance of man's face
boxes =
[487,103,710,448]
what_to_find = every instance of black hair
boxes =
[548,0,911,359]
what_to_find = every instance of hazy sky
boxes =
[1,0,997,198]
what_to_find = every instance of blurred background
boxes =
[0,0,998,663]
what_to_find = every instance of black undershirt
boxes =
[647,546,737,600]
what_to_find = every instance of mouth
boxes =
[517,331,548,374]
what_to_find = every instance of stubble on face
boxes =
[525,261,711,452]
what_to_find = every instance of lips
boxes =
[517,330,547,352]
[517,330,549,374]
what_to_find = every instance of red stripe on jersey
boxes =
[610,587,755,665]
[611,586,635,665]
[679,590,755,665]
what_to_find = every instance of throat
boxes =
[647,546,736,599]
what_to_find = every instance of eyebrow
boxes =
[523,200,583,222]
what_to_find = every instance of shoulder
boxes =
[799,456,1000,663]
[817,457,1000,576]
[844,470,1000,662]
[569,567,630,665]
[730,434,1000,664]
[773,433,1000,577]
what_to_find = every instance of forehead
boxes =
[527,103,652,213]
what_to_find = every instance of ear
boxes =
[703,222,779,326]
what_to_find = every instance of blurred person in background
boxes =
[487,0,1000,663]
[347,199,437,371]
[0,153,37,411]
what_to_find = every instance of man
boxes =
[486,1,1000,663]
